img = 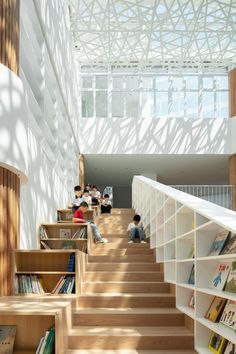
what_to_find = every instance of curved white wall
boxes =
[0,64,28,182]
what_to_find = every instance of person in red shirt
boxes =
[73,201,107,243]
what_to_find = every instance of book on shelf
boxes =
[187,246,195,259]
[188,264,195,285]
[188,292,195,309]
[36,326,55,354]
[39,226,48,239]
[221,234,236,255]
[208,331,227,354]
[220,299,236,331]
[57,210,61,222]
[67,253,75,272]
[15,275,45,294]
[209,262,231,291]
[72,227,87,239]
[205,296,227,322]
[59,228,71,239]
[51,275,75,294]
[0,325,16,354]
[62,241,76,249]
[224,261,236,293]
[223,341,236,354]
[208,230,231,257]
[40,240,51,249]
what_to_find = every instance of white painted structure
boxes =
[132,175,236,351]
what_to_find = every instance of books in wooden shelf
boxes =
[0,325,16,354]
[62,241,76,249]
[72,227,87,239]
[187,246,195,259]
[51,275,75,294]
[40,241,51,249]
[209,263,231,291]
[224,262,236,293]
[208,331,227,353]
[15,275,45,294]
[36,326,55,354]
[39,226,48,239]
[59,228,72,239]
[188,292,195,309]
[221,234,236,255]
[205,296,227,322]
[220,299,236,331]
[188,264,195,285]
[223,341,236,354]
[208,230,231,257]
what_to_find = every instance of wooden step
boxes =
[88,255,155,263]
[85,272,164,282]
[73,308,184,326]
[86,263,160,272]
[82,281,170,294]
[91,249,153,256]
[68,326,194,350]
[93,243,150,249]
[66,350,197,354]
[76,294,175,309]
[111,208,135,215]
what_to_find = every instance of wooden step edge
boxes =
[78,293,175,297]
[73,308,181,314]
[66,351,197,354]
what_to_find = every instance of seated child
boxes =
[83,189,92,207]
[127,214,146,244]
[73,201,107,243]
[101,194,112,214]
[90,185,101,205]
[71,185,84,211]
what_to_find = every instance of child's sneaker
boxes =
[128,240,134,243]
[141,240,146,243]
[96,238,108,244]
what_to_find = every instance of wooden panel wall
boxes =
[229,155,236,211]
[0,167,20,295]
[229,68,236,118]
[0,0,20,75]
[79,154,85,190]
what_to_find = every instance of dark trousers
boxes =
[101,205,112,214]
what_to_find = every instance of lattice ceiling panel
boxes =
[68,0,236,70]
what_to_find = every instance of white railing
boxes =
[170,185,233,210]
[132,176,236,352]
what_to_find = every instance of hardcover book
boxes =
[0,325,16,354]
[224,262,236,293]
[221,234,236,255]
[188,264,195,285]
[208,332,226,353]
[208,230,231,257]
[223,341,236,354]
[220,299,236,331]
[59,228,71,239]
[209,263,231,291]
[205,296,227,322]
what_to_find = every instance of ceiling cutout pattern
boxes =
[68,0,236,71]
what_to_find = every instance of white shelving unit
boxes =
[132,176,236,352]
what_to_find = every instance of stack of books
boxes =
[36,326,55,354]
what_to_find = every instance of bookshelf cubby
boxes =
[0,298,74,354]
[39,222,90,251]
[57,208,96,223]
[133,176,236,352]
[13,250,82,296]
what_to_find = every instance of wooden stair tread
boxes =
[69,326,193,336]
[66,350,197,354]
[78,293,174,297]
[74,308,181,314]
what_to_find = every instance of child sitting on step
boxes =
[73,201,107,244]
[101,194,112,214]
[127,214,146,244]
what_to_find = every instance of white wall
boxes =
[79,117,235,155]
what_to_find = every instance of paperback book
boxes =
[223,341,236,354]
[205,296,227,322]
[188,292,195,309]
[188,264,195,285]
[59,228,71,239]
[209,263,231,291]
[221,234,236,255]
[36,326,55,354]
[208,230,231,257]
[187,246,195,259]
[220,299,236,331]
[224,262,236,293]
[208,332,227,354]
[0,325,16,354]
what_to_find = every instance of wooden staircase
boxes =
[66,208,196,354]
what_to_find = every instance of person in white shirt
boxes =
[71,185,84,209]
[127,214,146,244]
[90,185,101,205]
[101,194,112,213]
[83,189,92,207]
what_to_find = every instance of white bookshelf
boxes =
[132,176,236,352]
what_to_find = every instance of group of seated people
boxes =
[71,184,146,244]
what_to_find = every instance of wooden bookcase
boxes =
[13,250,85,296]
[133,176,236,352]
[0,297,74,354]
[39,222,91,251]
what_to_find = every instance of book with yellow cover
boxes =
[208,332,226,353]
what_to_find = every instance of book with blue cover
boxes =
[208,230,231,257]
